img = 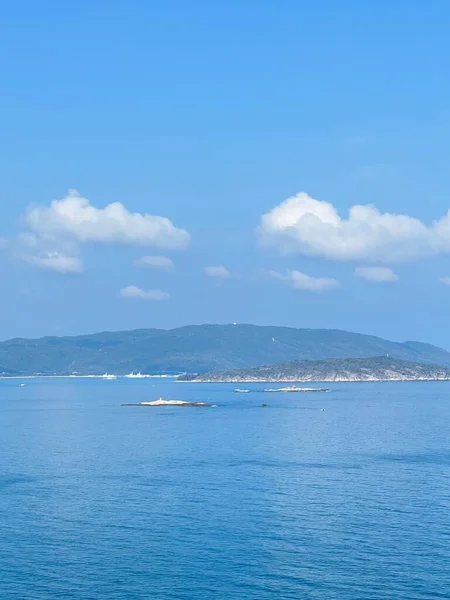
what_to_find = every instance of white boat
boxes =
[234,388,250,393]
[125,371,149,379]
[102,373,117,380]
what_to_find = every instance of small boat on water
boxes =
[125,371,149,379]
[234,388,250,393]
[102,373,117,380]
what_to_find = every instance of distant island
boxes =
[1,324,450,376]
[122,399,213,407]
[178,356,450,383]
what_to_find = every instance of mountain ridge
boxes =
[0,324,449,375]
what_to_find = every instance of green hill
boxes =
[0,324,449,375]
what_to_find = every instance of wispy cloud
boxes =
[204,266,231,279]
[268,269,340,292]
[340,135,371,150]
[133,255,174,270]
[25,252,83,274]
[440,277,450,286]
[355,266,398,283]
[351,164,390,183]
[120,286,170,300]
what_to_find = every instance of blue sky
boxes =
[1,0,450,346]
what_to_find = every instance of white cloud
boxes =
[133,255,174,270]
[258,192,450,263]
[25,252,83,274]
[25,189,190,249]
[120,286,170,301]
[204,266,231,279]
[440,277,450,286]
[268,269,340,292]
[355,266,398,283]
[14,231,82,275]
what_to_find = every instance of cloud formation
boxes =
[25,252,83,274]
[133,255,174,270]
[120,286,170,300]
[26,189,190,249]
[268,269,340,292]
[440,277,450,286]
[259,192,450,263]
[204,266,231,279]
[355,266,398,283]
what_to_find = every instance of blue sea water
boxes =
[0,378,449,600]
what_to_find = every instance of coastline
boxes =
[178,376,450,383]
[0,374,180,380]
[4,373,450,383]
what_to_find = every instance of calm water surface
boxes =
[1,378,449,599]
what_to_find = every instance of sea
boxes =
[1,378,449,600]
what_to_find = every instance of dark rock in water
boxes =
[261,403,268,408]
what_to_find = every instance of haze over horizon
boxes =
[1,2,450,346]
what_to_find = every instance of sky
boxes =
[2,0,450,346]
